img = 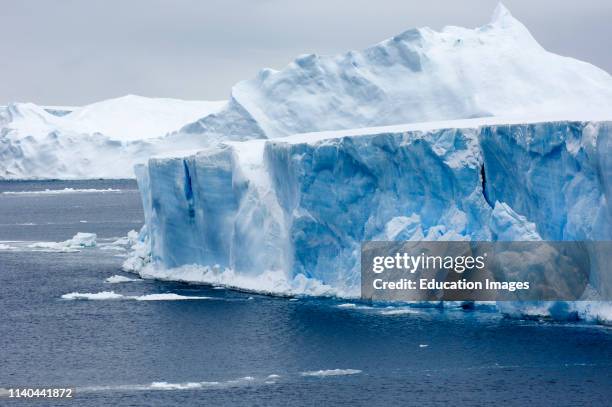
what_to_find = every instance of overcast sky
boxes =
[1,0,611,106]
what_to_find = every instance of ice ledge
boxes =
[149,113,612,162]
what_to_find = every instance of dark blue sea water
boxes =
[0,180,611,406]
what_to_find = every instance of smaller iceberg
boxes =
[29,232,97,252]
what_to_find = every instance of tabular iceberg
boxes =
[132,120,612,302]
[126,5,612,323]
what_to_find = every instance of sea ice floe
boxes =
[61,291,124,300]
[105,275,141,283]
[134,293,212,301]
[301,369,362,377]
[1,188,121,195]
[60,291,213,301]
[379,308,420,316]
[28,232,97,252]
[78,375,261,393]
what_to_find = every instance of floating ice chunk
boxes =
[105,275,141,283]
[65,232,97,247]
[379,308,420,316]
[301,369,362,377]
[337,303,357,308]
[2,188,121,195]
[79,375,259,393]
[150,382,202,390]
[61,291,212,301]
[121,228,151,273]
[61,291,124,300]
[29,232,97,252]
[133,293,212,301]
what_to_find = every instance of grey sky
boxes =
[1,0,611,106]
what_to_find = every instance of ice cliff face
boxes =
[134,119,612,303]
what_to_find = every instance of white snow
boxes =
[63,95,226,141]
[3,95,225,142]
[229,3,612,139]
[0,96,226,179]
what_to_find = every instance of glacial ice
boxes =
[121,5,610,324]
[0,96,226,179]
[28,232,97,252]
[3,4,610,323]
[133,119,612,308]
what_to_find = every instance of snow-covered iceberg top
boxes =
[1,95,226,142]
[220,3,612,138]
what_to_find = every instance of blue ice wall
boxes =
[137,120,612,296]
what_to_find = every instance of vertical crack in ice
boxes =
[480,163,493,208]
[183,159,196,219]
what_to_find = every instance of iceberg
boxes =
[0,95,225,179]
[127,5,612,323]
[133,119,612,301]
[28,232,97,252]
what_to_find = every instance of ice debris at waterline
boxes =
[28,232,97,252]
[2,4,612,179]
[129,119,612,323]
